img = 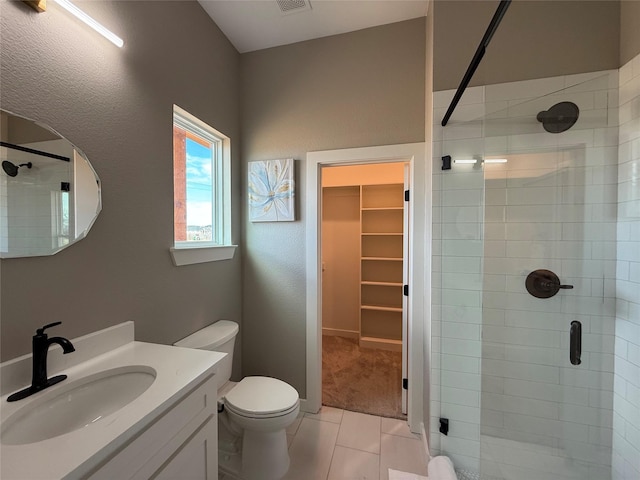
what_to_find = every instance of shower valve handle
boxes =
[540,281,573,290]
[525,270,573,298]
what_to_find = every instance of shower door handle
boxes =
[570,321,582,366]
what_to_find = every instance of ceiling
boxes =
[197,0,429,53]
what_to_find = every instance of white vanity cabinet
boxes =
[1,325,225,480]
[87,375,218,480]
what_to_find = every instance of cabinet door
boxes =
[89,376,217,480]
[153,416,217,480]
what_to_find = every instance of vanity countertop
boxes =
[0,323,225,479]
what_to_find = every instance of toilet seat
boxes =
[226,400,299,419]
[224,376,299,418]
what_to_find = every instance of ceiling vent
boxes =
[276,0,312,15]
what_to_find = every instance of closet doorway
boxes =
[306,142,426,433]
[321,162,408,419]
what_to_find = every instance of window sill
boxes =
[170,244,237,266]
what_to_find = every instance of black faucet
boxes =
[7,322,75,402]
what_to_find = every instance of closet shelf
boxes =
[361,232,403,236]
[361,305,403,313]
[361,281,403,287]
[361,257,402,261]
[361,207,404,211]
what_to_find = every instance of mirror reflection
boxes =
[0,110,101,258]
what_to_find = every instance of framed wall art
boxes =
[248,158,295,222]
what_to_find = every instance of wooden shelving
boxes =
[359,184,404,351]
[361,305,403,312]
[361,281,403,287]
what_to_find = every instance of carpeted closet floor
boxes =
[322,335,405,420]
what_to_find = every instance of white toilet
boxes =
[174,320,300,480]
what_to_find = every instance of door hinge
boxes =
[404,190,410,201]
[439,418,449,436]
[403,285,409,296]
[402,378,408,390]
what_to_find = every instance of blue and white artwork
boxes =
[248,158,295,222]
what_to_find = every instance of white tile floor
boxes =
[280,406,429,480]
[480,434,611,480]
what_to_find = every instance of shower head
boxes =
[536,101,579,133]
[2,160,32,177]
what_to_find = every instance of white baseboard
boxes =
[359,336,402,352]
[322,328,359,339]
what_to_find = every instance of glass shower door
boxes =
[479,74,617,480]
[431,72,618,480]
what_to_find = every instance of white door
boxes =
[401,164,410,415]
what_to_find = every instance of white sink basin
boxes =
[1,365,156,445]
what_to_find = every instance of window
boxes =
[171,105,235,265]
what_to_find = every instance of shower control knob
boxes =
[525,269,573,298]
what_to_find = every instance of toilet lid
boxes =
[225,376,299,416]
[173,320,238,350]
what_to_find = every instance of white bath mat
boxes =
[388,468,428,480]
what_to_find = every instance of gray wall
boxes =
[434,0,621,91]
[240,18,426,397]
[0,1,243,375]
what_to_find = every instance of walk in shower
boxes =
[431,71,624,480]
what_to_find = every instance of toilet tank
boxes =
[173,320,238,384]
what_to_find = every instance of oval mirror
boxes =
[0,109,101,258]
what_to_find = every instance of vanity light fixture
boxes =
[453,159,478,164]
[53,0,124,47]
[483,158,508,164]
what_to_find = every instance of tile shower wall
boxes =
[0,140,73,257]
[431,70,619,477]
[612,52,640,480]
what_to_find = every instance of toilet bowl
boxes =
[174,321,299,480]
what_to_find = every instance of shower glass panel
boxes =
[434,73,618,480]
[432,96,486,480]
